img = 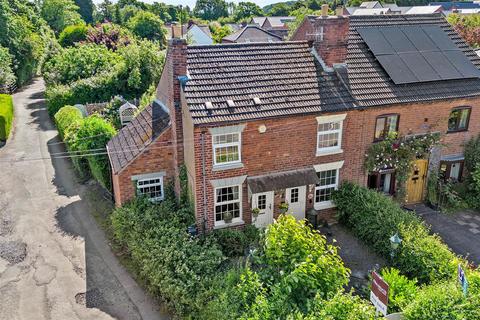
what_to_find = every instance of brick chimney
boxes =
[312,10,349,68]
[291,5,349,68]
[155,37,187,194]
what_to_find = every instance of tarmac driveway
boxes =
[0,79,169,320]
[414,204,480,266]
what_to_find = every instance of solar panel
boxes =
[356,28,394,55]
[399,52,439,82]
[357,25,480,84]
[376,55,417,84]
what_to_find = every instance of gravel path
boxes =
[0,79,170,320]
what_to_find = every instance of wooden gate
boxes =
[406,159,428,204]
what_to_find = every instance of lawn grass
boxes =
[0,94,13,141]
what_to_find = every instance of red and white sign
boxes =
[370,271,389,316]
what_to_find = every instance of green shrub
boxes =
[58,24,88,47]
[54,105,83,140]
[211,225,260,257]
[0,94,13,141]
[333,182,459,283]
[307,291,381,320]
[465,134,480,173]
[71,116,116,190]
[380,268,417,313]
[404,281,464,320]
[0,45,16,87]
[397,222,458,282]
[43,43,121,86]
[260,215,350,304]
[111,198,225,317]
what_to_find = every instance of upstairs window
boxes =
[374,114,399,141]
[213,133,241,166]
[316,114,346,156]
[448,107,471,132]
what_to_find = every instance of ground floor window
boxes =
[315,169,338,208]
[136,176,164,202]
[440,161,464,182]
[368,171,396,195]
[215,185,241,224]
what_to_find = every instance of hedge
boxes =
[333,182,459,284]
[71,116,116,190]
[0,94,13,141]
[110,198,225,317]
[54,105,83,140]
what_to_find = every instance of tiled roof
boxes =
[341,14,480,108]
[107,101,170,173]
[222,25,282,43]
[184,41,356,124]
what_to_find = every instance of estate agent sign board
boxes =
[370,271,389,316]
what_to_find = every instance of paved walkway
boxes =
[0,79,170,319]
[320,224,387,289]
[413,204,480,265]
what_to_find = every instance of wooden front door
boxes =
[406,159,428,204]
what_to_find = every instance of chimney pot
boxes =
[172,24,182,39]
[336,6,344,16]
[321,4,329,17]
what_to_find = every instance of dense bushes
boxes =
[71,116,116,189]
[380,268,417,313]
[54,105,83,140]
[0,46,16,87]
[111,199,377,319]
[111,198,225,317]
[43,44,121,86]
[0,94,13,141]
[0,0,56,86]
[58,24,88,47]
[403,281,480,320]
[333,182,459,283]
[54,106,115,187]
[45,40,164,116]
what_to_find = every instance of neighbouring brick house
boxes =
[108,12,480,232]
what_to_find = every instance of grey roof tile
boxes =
[107,102,170,173]
[185,41,356,124]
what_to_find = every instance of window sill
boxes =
[214,220,245,229]
[316,149,343,157]
[314,201,336,210]
[212,162,244,172]
[446,129,468,134]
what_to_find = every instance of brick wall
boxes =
[112,128,175,206]
[291,16,349,67]
[188,96,480,231]
[156,38,187,194]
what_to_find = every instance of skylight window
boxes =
[253,97,262,105]
[227,100,235,107]
[205,101,214,109]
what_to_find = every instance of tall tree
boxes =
[127,11,166,45]
[194,0,227,21]
[96,0,115,22]
[233,2,263,21]
[74,0,94,23]
[41,0,84,34]
[268,2,291,16]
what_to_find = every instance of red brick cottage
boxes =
[108,13,480,232]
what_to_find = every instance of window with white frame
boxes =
[213,132,241,166]
[314,161,343,209]
[316,114,346,156]
[214,185,242,224]
[136,176,164,202]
